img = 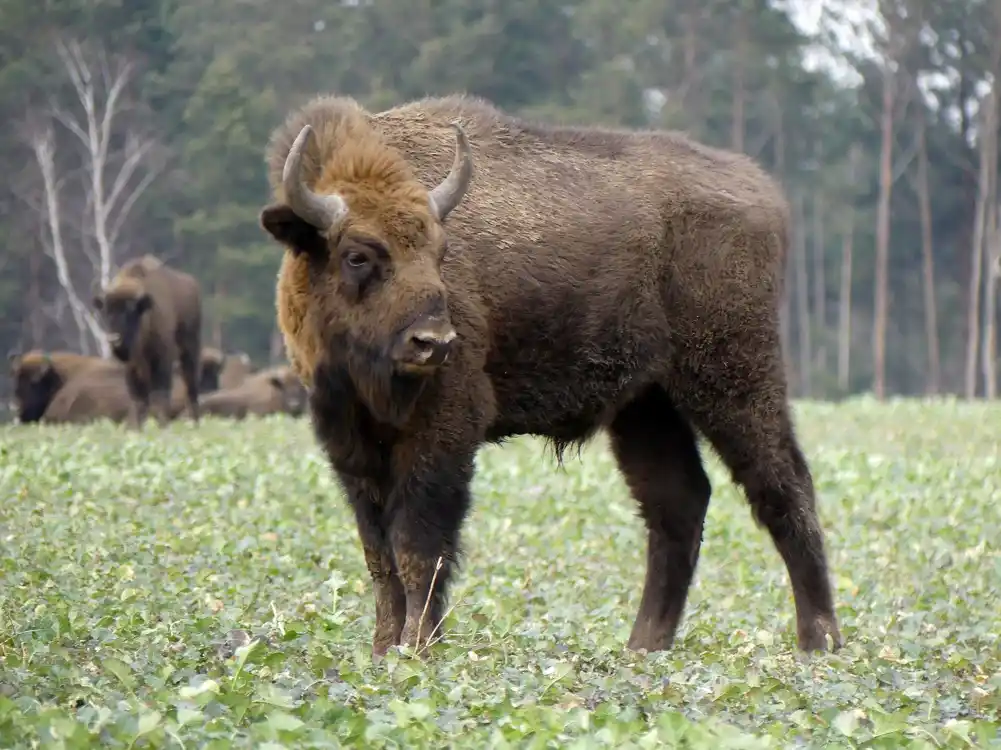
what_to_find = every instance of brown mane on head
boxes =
[264,96,448,386]
[265,96,432,224]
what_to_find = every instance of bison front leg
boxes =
[388,453,474,654]
[343,478,406,658]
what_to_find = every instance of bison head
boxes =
[93,278,152,362]
[270,368,307,417]
[9,351,60,423]
[198,347,226,393]
[258,119,472,426]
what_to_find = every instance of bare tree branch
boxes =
[23,125,107,355]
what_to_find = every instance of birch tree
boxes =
[51,39,162,292]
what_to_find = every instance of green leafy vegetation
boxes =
[1,399,999,747]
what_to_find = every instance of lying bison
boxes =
[9,349,122,423]
[258,94,843,658]
[93,255,202,427]
[200,365,306,419]
[220,351,254,390]
[197,347,227,393]
[45,366,191,425]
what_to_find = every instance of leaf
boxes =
[266,710,304,732]
[833,709,864,738]
[101,657,136,691]
[177,707,204,726]
[136,710,162,736]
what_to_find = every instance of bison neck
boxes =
[309,359,430,479]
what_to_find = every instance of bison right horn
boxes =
[428,121,473,222]
[282,124,349,232]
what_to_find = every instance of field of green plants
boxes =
[1,398,999,748]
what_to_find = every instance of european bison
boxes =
[220,351,254,390]
[200,365,306,419]
[195,347,255,393]
[43,364,133,425]
[9,349,121,423]
[42,363,189,425]
[198,347,227,393]
[258,94,843,658]
[93,255,203,427]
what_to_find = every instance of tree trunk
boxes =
[28,242,44,347]
[812,186,827,375]
[731,10,745,153]
[982,200,999,398]
[915,119,940,394]
[872,64,895,399]
[775,106,794,391]
[795,193,812,397]
[965,89,996,399]
[838,146,859,393]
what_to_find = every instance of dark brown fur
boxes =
[260,93,842,658]
[199,365,306,419]
[93,255,203,428]
[9,350,122,423]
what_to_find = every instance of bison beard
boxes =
[310,357,477,653]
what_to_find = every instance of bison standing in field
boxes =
[258,93,843,658]
[93,255,203,428]
[199,365,307,419]
[9,350,122,423]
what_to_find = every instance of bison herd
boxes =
[9,254,307,428]
[7,90,846,660]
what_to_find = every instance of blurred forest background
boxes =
[1,0,1000,400]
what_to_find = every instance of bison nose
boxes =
[397,324,457,370]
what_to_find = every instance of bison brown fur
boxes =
[200,365,306,419]
[198,347,226,393]
[93,255,203,428]
[42,363,134,425]
[9,350,121,423]
[220,351,255,390]
[259,93,842,659]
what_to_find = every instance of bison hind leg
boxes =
[680,363,842,653]
[609,385,711,653]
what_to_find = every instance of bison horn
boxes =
[282,124,349,231]
[428,121,473,222]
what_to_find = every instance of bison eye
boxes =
[345,252,368,268]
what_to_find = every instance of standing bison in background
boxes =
[259,93,843,658]
[93,255,202,428]
[9,350,122,423]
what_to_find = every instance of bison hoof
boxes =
[797,615,843,652]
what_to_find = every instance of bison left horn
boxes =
[428,121,473,222]
[282,124,349,232]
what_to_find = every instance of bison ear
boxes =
[268,375,285,391]
[260,203,328,257]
